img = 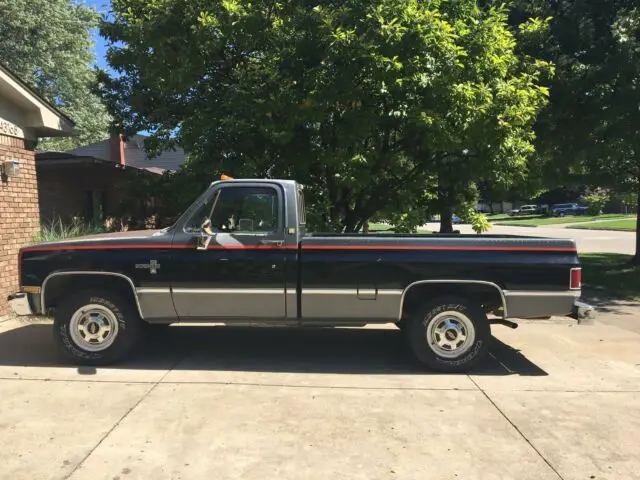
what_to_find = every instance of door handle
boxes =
[259,240,284,246]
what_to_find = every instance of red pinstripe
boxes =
[20,244,575,253]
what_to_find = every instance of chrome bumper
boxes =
[7,292,34,316]
[571,299,595,325]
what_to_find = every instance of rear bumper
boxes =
[7,292,34,316]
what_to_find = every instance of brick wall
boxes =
[0,134,39,316]
[37,163,129,222]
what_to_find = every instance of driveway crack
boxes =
[64,354,186,479]
[468,376,565,480]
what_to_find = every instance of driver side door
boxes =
[170,183,288,321]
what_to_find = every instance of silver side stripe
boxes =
[302,289,403,295]
[141,288,404,296]
[137,288,171,294]
[503,290,581,297]
[172,288,285,294]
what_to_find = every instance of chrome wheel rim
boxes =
[69,304,119,352]
[426,311,475,358]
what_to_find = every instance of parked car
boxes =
[9,177,594,373]
[508,205,538,216]
[551,203,589,217]
[452,214,462,224]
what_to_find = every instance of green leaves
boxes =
[0,0,110,149]
[99,0,549,232]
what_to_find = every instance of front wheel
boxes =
[405,296,490,373]
[54,289,141,365]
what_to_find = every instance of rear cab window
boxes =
[296,186,306,226]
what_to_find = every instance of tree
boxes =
[0,0,110,150]
[99,0,550,232]
[511,1,640,263]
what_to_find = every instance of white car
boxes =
[508,205,538,216]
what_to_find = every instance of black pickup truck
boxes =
[8,178,594,372]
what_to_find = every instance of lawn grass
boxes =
[367,222,433,234]
[580,253,640,300]
[368,222,394,232]
[486,213,517,221]
[571,218,636,232]
[495,213,633,227]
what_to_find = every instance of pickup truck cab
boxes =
[551,203,589,217]
[9,178,595,372]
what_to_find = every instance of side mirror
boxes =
[196,218,215,250]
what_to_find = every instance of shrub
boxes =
[466,209,492,234]
[581,190,610,216]
[34,218,106,243]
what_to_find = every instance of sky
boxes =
[83,0,110,70]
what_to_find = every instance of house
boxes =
[69,133,186,172]
[0,63,74,315]
[36,134,187,223]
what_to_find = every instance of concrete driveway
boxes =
[1,312,639,480]
[423,223,635,255]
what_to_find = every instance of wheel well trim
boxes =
[398,280,507,320]
[41,271,144,319]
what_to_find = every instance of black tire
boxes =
[54,289,141,365]
[405,296,490,373]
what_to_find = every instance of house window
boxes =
[85,190,106,222]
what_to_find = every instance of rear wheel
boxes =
[406,296,490,373]
[54,289,141,365]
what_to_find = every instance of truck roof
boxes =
[209,178,299,187]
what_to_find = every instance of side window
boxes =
[209,186,279,233]
[185,185,280,234]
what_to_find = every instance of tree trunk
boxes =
[439,207,453,233]
[631,187,640,266]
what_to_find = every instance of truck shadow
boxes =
[0,323,547,376]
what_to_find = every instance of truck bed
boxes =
[298,233,579,322]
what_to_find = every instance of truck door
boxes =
[170,183,288,320]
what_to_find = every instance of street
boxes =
[1,314,639,480]
[423,223,636,255]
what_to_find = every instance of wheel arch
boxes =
[399,280,507,321]
[41,272,144,318]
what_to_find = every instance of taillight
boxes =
[570,267,582,290]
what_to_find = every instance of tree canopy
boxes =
[99,0,550,232]
[510,0,640,262]
[0,0,110,150]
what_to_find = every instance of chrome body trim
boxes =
[41,271,145,319]
[302,289,358,295]
[399,280,507,320]
[8,292,34,316]
[172,288,285,294]
[301,289,403,295]
[503,290,581,297]
[136,288,171,294]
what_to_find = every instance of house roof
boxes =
[36,152,165,175]
[0,63,75,125]
[68,134,187,172]
[0,63,75,139]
